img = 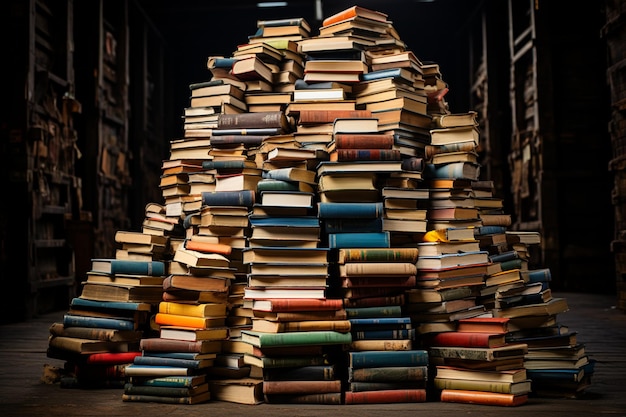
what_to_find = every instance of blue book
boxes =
[90,259,166,276]
[526,367,585,383]
[211,127,282,136]
[474,225,508,236]
[133,356,210,370]
[361,68,408,82]
[524,268,552,283]
[70,297,152,312]
[348,350,429,368]
[249,216,319,228]
[209,57,236,69]
[318,202,384,219]
[349,317,412,326]
[201,190,255,207]
[62,314,136,331]
[128,375,206,388]
[328,232,390,249]
[324,218,383,233]
[489,250,519,263]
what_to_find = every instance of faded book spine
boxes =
[334,134,394,149]
[62,314,137,331]
[263,392,342,404]
[298,109,371,124]
[318,202,384,219]
[348,350,429,368]
[262,379,342,394]
[345,305,402,318]
[217,111,288,129]
[49,322,142,342]
[348,339,412,351]
[338,248,419,263]
[348,365,429,382]
[201,190,255,207]
[209,135,265,148]
[263,365,337,381]
[439,389,528,406]
[344,389,427,404]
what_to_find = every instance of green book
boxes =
[241,330,352,348]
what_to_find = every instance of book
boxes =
[428,343,528,361]
[348,350,429,368]
[416,251,489,270]
[139,338,222,354]
[162,275,230,293]
[159,326,229,341]
[328,232,390,249]
[208,378,263,405]
[62,314,137,331]
[48,336,134,355]
[432,111,478,128]
[251,319,351,333]
[423,162,480,180]
[128,374,206,388]
[344,389,427,404]
[217,111,291,130]
[252,298,343,312]
[297,109,372,124]
[243,354,329,369]
[348,339,413,351]
[316,160,402,174]
[154,313,226,329]
[133,355,213,369]
[435,366,528,383]
[263,365,337,381]
[263,393,342,404]
[90,259,166,276]
[260,191,315,207]
[121,391,211,404]
[494,297,569,318]
[201,190,255,207]
[49,322,142,343]
[79,282,164,303]
[345,305,402,318]
[123,381,209,397]
[318,202,383,219]
[240,330,352,348]
[434,377,532,395]
[456,317,513,333]
[339,262,417,276]
[349,366,429,382]
[440,389,528,406]
[262,379,342,395]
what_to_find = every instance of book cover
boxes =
[328,232,390,249]
[318,202,383,219]
[90,259,166,276]
[251,298,343,312]
[201,190,255,207]
[139,338,222,354]
[62,314,137,331]
[241,330,352,348]
[348,350,429,368]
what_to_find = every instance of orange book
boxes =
[440,389,528,406]
[322,6,388,27]
[184,239,232,255]
[154,312,226,328]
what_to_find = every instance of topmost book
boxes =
[432,111,478,129]
[322,6,389,27]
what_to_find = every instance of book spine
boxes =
[110,260,166,276]
[352,328,415,340]
[318,202,383,219]
[63,314,136,331]
[440,389,526,406]
[84,352,142,365]
[345,305,402,318]
[428,346,492,361]
[73,363,128,380]
[489,250,519,263]
[258,17,306,27]
[322,6,357,26]
[139,338,204,353]
[153,313,210,329]
[264,365,336,381]
[184,240,232,255]
[129,376,200,388]
[123,383,195,397]
[343,294,405,308]
[425,142,477,159]
[434,377,518,394]
[133,356,204,369]
[264,393,342,405]
[69,297,148,312]
[361,68,403,81]
[298,109,372,124]
[121,393,208,404]
[400,157,425,172]
[217,111,286,129]
[349,381,425,392]
[324,218,382,234]
[349,350,428,368]
[208,135,265,148]
[201,190,255,207]
[329,232,390,249]
[256,179,299,192]
[427,332,498,348]
[525,268,552,283]
[255,298,343,311]
[424,162,468,179]
[201,160,247,170]
[349,339,412,351]
[344,389,427,404]
[249,330,352,347]
[262,380,342,395]
[49,322,136,342]
[282,320,351,332]
[341,262,417,276]
[158,302,210,318]
[339,248,419,263]
[253,355,328,368]
[349,366,428,382]
[334,149,401,161]
[474,225,508,236]
[334,134,394,149]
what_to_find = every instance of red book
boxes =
[440,389,528,406]
[457,317,511,334]
[333,133,394,149]
[298,109,372,125]
[322,5,389,27]
[425,331,507,348]
[344,389,427,404]
[83,351,142,365]
[251,298,343,312]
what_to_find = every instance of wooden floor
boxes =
[1,291,625,417]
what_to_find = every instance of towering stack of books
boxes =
[479,250,528,310]
[428,316,531,406]
[47,257,167,388]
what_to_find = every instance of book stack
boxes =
[381,185,429,245]
[478,250,528,310]
[205,57,248,114]
[421,61,450,116]
[345,349,429,404]
[471,179,511,229]
[240,309,351,405]
[427,317,531,406]
[47,298,149,388]
[293,108,371,150]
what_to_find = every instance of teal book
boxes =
[90,259,166,276]
[324,218,383,233]
[201,160,250,171]
[474,225,507,236]
[133,356,210,370]
[423,162,480,180]
[526,367,585,383]
[318,202,384,219]
[62,314,136,331]
[69,297,152,312]
[129,375,206,388]
[241,330,352,348]
[361,67,410,82]
[201,190,255,207]
[328,232,390,249]
[256,178,300,192]
[349,350,429,369]
[489,250,519,263]
[345,305,402,318]
[249,216,319,228]
[524,268,552,283]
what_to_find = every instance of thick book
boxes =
[434,377,531,395]
[201,190,255,207]
[128,374,207,388]
[132,355,213,369]
[139,338,222,354]
[262,379,342,395]
[153,313,226,329]
[439,389,528,406]
[416,251,489,270]
[317,202,383,219]
[158,302,227,318]
[338,248,419,263]
[217,111,290,130]
[351,328,415,341]
[78,283,164,303]
[435,366,528,383]
[428,343,528,361]
[297,109,371,124]
[263,365,337,381]
[328,232,391,249]
[344,389,427,404]
[349,339,412,351]
[345,305,402,318]
[123,381,209,397]
[348,350,429,368]
[424,332,508,348]
[423,162,480,180]
[332,133,394,149]
[339,262,417,277]
[62,314,137,331]
[243,354,329,369]
[252,298,343,312]
[48,336,135,355]
[349,365,429,382]
[90,259,166,276]
[264,392,342,404]
[48,323,142,343]
[241,330,352,348]
[121,391,210,404]
[330,148,401,162]
[208,378,263,405]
